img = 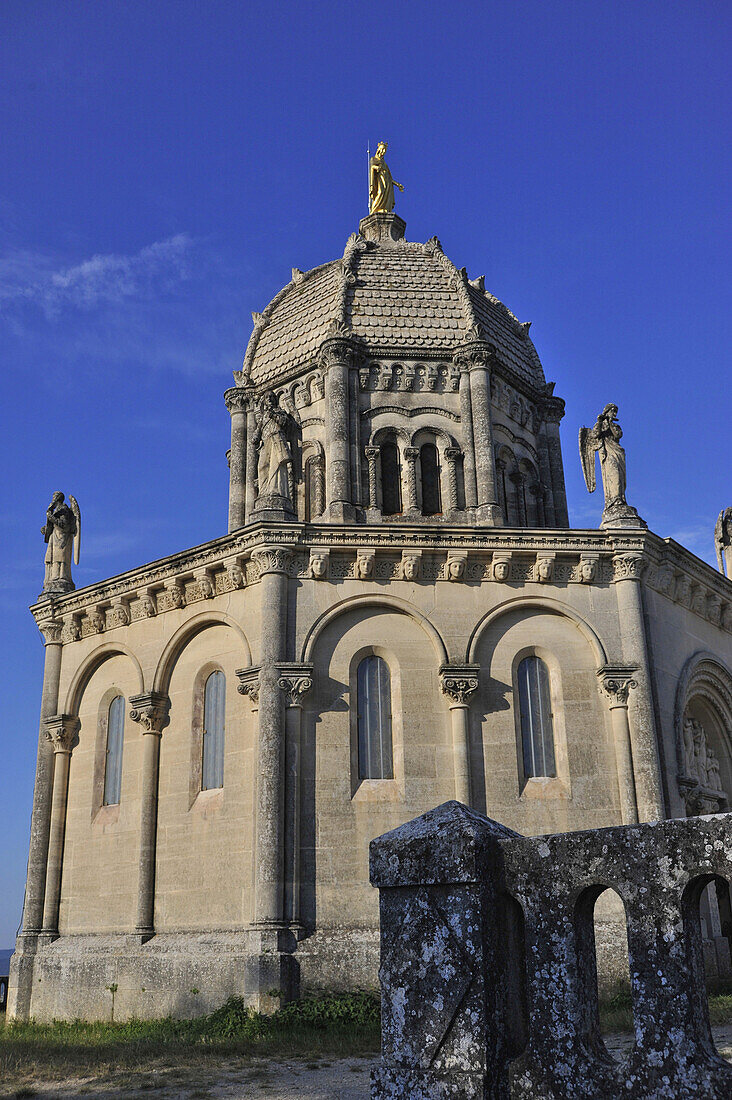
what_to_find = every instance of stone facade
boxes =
[8,213,732,1021]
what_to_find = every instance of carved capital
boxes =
[364,446,380,461]
[44,713,80,754]
[129,692,171,735]
[38,618,63,645]
[612,553,646,582]
[445,446,462,462]
[404,447,419,463]
[236,667,261,706]
[597,666,638,708]
[440,666,480,706]
[252,546,294,577]
[224,386,252,414]
[452,338,495,372]
[277,664,314,707]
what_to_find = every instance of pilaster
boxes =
[440,666,480,805]
[129,691,171,939]
[597,666,639,825]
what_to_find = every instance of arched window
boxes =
[420,443,442,515]
[381,442,402,515]
[103,695,125,806]
[202,670,226,790]
[517,656,556,778]
[357,656,394,779]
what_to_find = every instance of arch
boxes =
[369,424,411,447]
[674,651,732,770]
[301,593,449,666]
[409,424,455,448]
[64,642,145,716]
[152,611,253,695]
[466,596,609,666]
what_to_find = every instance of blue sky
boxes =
[1,1,729,945]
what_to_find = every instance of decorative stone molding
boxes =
[252,547,293,577]
[310,549,330,580]
[277,664,314,707]
[446,551,467,582]
[535,554,555,584]
[137,587,157,617]
[108,598,130,629]
[358,361,460,394]
[62,613,82,643]
[44,714,80,754]
[236,667,261,706]
[439,666,480,706]
[597,666,638,708]
[612,553,645,581]
[88,608,105,634]
[129,692,171,735]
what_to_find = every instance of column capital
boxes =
[251,546,294,577]
[439,666,480,706]
[404,446,419,462]
[597,666,638,708]
[36,614,63,645]
[452,337,496,371]
[445,446,462,461]
[236,666,261,706]
[612,552,646,582]
[129,692,171,734]
[319,325,361,369]
[224,386,253,414]
[277,663,314,707]
[365,445,380,460]
[44,714,80,754]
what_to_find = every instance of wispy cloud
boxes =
[0,234,193,316]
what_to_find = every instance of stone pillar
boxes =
[458,366,478,509]
[404,447,419,514]
[250,546,292,926]
[278,667,313,926]
[40,714,79,937]
[613,553,665,821]
[541,400,568,527]
[457,341,502,524]
[511,471,527,525]
[224,387,250,532]
[245,401,258,523]
[445,447,461,512]
[321,335,356,521]
[597,667,639,825]
[129,692,170,938]
[21,617,64,936]
[535,425,557,526]
[365,446,380,511]
[439,668,479,806]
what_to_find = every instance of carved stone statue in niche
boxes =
[715,507,732,578]
[252,392,295,516]
[683,714,724,793]
[42,491,80,594]
[579,403,646,528]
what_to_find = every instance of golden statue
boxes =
[369,142,403,214]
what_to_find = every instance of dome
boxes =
[242,214,546,392]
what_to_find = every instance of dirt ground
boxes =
[8,1028,732,1099]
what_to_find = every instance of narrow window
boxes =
[381,443,402,515]
[103,695,125,806]
[202,670,226,790]
[357,656,394,779]
[517,656,556,778]
[420,443,442,515]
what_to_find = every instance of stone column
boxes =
[458,341,502,524]
[21,617,64,936]
[250,546,292,926]
[445,447,461,512]
[404,447,419,514]
[535,423,557,526]
[365,446,380,511]
[541,400,568,527]
[245,401,258,523]
[277,666,313,926]
[129,692,170,938]
[40,714,79,937]
[439,668,479,806]
[613,553,665,821]
[511,471,527,525]
[458,366,478,509]
[597,667,639,825]
[224,387,250,532]
[321,334,356,521]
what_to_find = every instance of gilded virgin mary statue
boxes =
[369,142,404,214]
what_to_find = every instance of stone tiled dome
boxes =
[242,216,546,391]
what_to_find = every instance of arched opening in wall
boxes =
[102,695,125,806]
[496,446,519,525]
[304,454,325,522]
[419,442,441,515]
[356,654,394,780]
[683,874,732,1057]
[517,655,556,780]
[575,885,633,1065]
[500,893,528,1059]
[381,442,402,515]
[682,696,731,813]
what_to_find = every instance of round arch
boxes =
[466,596,609,666]
[152,611,253,695]
[64,642,145,716]
[301,593,449,666]
[674,651,732,774]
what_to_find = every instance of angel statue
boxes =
[252,392,293,509]
[42,491,80,594]
[579,404,645,528]
[369,142,404,215]
[715,507,732,578]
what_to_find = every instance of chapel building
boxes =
[9,206,732,1021]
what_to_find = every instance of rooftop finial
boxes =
[369,142,403,214]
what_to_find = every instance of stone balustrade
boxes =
[370,801,732,1099]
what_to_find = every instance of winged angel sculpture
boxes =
[42,491,80,594]
[714,507,732,578]
[579,404,645,528]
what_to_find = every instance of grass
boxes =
[0,991,380,1095]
